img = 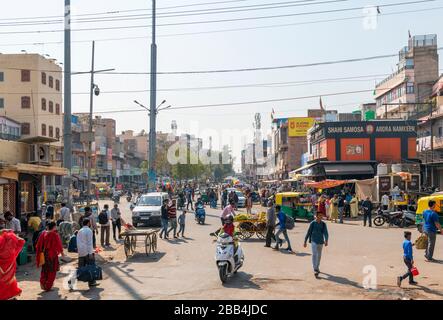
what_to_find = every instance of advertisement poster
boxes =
[288,118,315,137]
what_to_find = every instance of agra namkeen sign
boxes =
[324,122,417,136]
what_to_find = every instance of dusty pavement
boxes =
[16,200,443,300]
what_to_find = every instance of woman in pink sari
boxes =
[0,230,25,300]
[35,221,64,292]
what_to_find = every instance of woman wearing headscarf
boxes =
[35,221,65,292]
[0,230,25,300]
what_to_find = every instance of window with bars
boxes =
[55,79,60,91]
[41,72,46,85]
[49,126,53,138]
[41,124,47,136]
[56,127,60,139]
[21,96,31,109]
[49,101,53,113]
[55,103,60,115]
[21,70,30,82]
[0,72,4,82]
[21,123,30,135]
[0,98,4,109]
[49,76,53,88]
[41,98,46,111]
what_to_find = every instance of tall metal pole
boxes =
[63,0,72,205]
[149,0,158,191]
[86,41,96,205]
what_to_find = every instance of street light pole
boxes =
[149,0,158,191]
[86,41,96,205]
[63,0,72,205]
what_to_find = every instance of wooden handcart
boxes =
[120,228,159,258]
[235,218,267,240]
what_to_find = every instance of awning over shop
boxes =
[12,163,68,176]
[323,163,374,176]
[289,163,315,176]
[304,179,348,189]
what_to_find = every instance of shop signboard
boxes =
[346,145,364,155]
[288,117,315,137]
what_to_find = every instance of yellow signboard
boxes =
[288,117,315,137]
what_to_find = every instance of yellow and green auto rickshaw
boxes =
[415,193,443,232]
[274,192,315,221]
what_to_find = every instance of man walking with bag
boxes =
[273,205,293,253]
[74,219,98,288]
[111,204,122,242]
[423,200,442,262]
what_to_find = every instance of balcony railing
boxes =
[419,150,443,163]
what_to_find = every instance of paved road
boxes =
[17,199,443,300]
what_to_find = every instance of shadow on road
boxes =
[124,252,166,263]
[37,288,67,300]
[222,272,261,290]
[407,284,443,298]
[317,272,362,289]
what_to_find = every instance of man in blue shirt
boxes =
[397,231,417,286]
[273,205,293,253]
[423,200,442,261]
[304,213,329,277]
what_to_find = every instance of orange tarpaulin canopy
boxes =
[304,179,349,189]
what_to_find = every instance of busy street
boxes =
[11,195,443,300]
[1,0,443,308]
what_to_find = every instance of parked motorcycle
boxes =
[215,232,244,283]
[373,208,404,227]
[400,210,416,228]
[195,203,206,225]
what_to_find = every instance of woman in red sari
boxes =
[35,221,65,292]
[0,230,25,300]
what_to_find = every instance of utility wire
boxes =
[0,0,434,34]
[0,5,441,47]
[0,73,390,95]
[0,0,347,26]
[2,47,442,75]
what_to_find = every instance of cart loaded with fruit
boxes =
[233,212,267,240]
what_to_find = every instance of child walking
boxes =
[397,231,418,287]
[177,210,187,237]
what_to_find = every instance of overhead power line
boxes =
[0,73,391,95]
[0,5,441,47]
[0,0,435,34]
[0,0,347,27]
[2,48,442,76]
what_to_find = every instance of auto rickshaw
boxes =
[415,194,443,233]
[393,193,409,210]
[274,192,314,221]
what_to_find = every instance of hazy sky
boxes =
[0,0,442,170]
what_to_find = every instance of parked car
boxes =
[131,192,169,227]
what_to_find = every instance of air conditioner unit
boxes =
[29,144,50,165]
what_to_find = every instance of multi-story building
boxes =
[418,74,443,188]
[0,54,66,215]
[375,34,438,119]
[0,54,63,144]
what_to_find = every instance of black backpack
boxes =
[98,210,108,225]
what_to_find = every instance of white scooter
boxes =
[215,232,244,283]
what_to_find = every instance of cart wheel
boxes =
[145,235,152,256]
[150,233,158,253]
[256,222,267,240]
[239,222,254,240]
[131,236,137,251]
[124,237,131,258]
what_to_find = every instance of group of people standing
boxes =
[160,199,187,240]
